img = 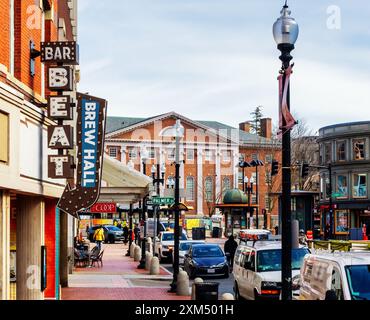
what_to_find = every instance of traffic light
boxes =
[271,160,279,176]
[301,163,310,178]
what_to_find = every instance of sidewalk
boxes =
[62,243,191,300]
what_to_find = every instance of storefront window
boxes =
[353,139,366,160]
[352,173,367,198]
[336,175,348,198]
[336,210,349,233]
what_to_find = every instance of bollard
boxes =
[150,256,160,275]
[177,271,190,296]
[145,251,153,270]
[147,237,152,254]
[191,278,203,300]
[130,243,136,258]
[220,293,235,300]
[134,246,142,262]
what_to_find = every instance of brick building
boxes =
[105,112,282,227]
[0,1,77,300]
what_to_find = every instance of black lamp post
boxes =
[126,203,134,256]
[138,147,149,269]
[250,159,264,229]
[244,176,255,229]
[159,119,184,293]
[239,160,252,192]
[273,0,299,301]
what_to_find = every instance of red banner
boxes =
[89,202,117,213]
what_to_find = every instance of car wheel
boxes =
[234,283,242,301]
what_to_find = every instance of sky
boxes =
[77,0,370,135]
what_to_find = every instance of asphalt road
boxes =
[162,263,235,297]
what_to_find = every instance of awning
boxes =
[99,155,152,204]
[214,203,259,209]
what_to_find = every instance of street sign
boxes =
[152,197,175,206]
[57,93,107,216]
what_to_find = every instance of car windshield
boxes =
[192,246,224,258]
[257,248,309,272]
[106,226,120,231]
[162,233,187,241]
[180,242,201,251]
[345,265,370,300]
[163,222,175,229]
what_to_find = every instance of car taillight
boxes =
[261,290,280,295]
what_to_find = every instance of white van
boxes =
[233,241,309,300]
[298,252,370,300]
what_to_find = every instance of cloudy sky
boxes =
[77,0,370,134]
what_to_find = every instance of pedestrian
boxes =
[122,221,129,244]
[134,223,140,244]
[362,224,368,241]
[274,225,279,235]
[299,229,307,245]
[324,223,331,241]
[224,235,238,272]
[93,225,105,250]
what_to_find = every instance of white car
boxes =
[298,252,370,300]
[155,231,188,263]
[233,241,309,300]
[172,240,205,265]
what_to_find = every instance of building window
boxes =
[265,154,272,164]
[222,177,231,196]
[128,147,137,159]
[187,149,194,161]
[353,139,366,160]
[222,150,231,162]
[251,153,258,161]
[324,143,332,164]
[336,141,346,162]
[186,176,195,201]
[0,112,9,164]
[205,177,213,201]
[336,175,348,198]
[109,147,118,158]
[148,147,155,159]
[239,153,245,162]
[167,148,175,160]
[205,150,214,162]
[353,173,367,198]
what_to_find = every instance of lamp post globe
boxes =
[273,1,299,68]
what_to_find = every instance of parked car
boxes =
[88,225,124,244]
[155,231,188,262]
[183,243,229,279]
[233,241,309,300]
[298,252,370,300]
[172,240,205,265]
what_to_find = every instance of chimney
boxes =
[239,121,251,133]
[260,118,272,139]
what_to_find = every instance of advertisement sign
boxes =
[48,66,74,91]
[41,41,79,65]
[89,202,116,213]
[57,93,107,216]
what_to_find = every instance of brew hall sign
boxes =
[42,41,107,216]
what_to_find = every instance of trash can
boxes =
[212,227,222,238]
[192,227,206,240]
[195,282,219,301]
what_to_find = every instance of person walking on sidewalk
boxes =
[93,225,105,250]
[224,235,238,272]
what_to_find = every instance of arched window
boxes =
[186,176,195,201]
[205,177,213,202]
[223,177,231,196]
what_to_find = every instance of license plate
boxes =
[207,269,215,274]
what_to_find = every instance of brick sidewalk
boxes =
[63,243,191,300]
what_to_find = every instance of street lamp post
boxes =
[244,176,255,229]
[273,0,299,301]
[138,146,149,268]
[250,159,264,229]
[159,119,184,293]
[239,161,252,192]
[152,164,166,256]
[126,203,134,256]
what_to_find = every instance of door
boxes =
[330,266,344,300]
[245,250,257,299]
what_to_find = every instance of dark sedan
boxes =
[88,225,124,244]
[184,244,229,280]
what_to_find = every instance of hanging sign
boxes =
[48,125,74,149]
[41,41,79,65]
[48,66,74,91]
[57,93,107,216]
[48,155,74,179]
[47,95,73,120]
